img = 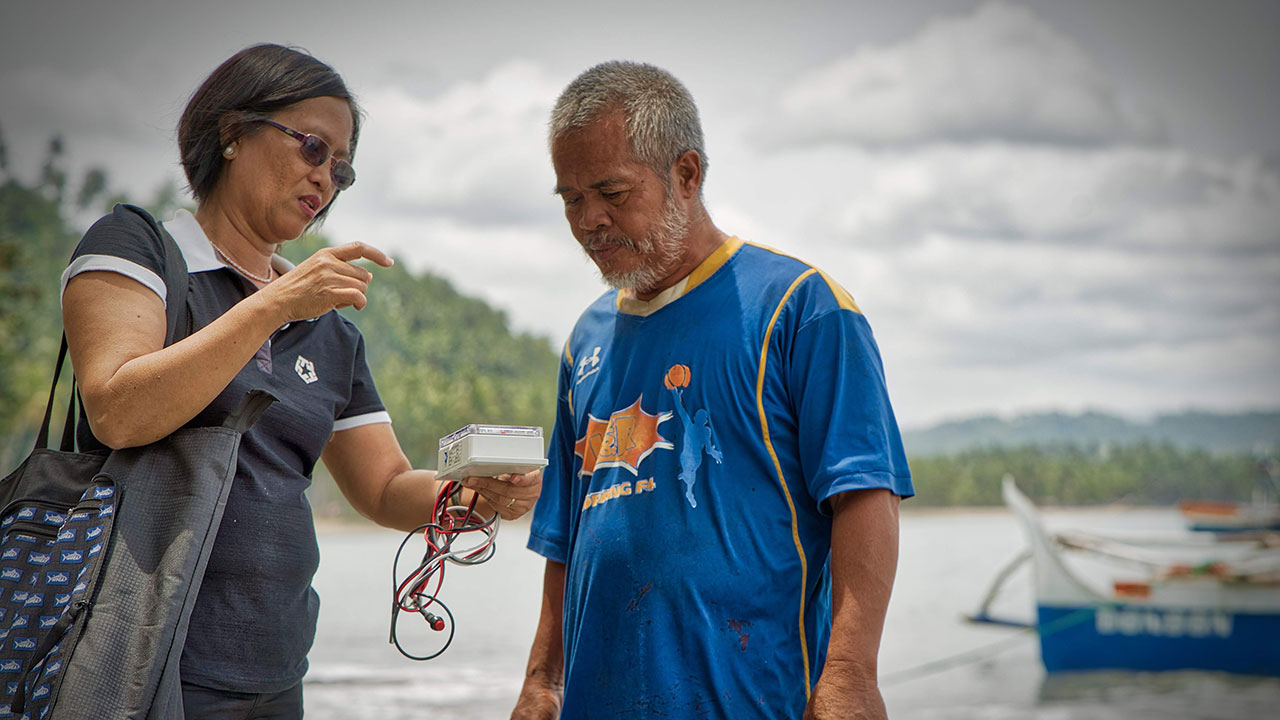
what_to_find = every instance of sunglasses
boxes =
[259,119,356,191]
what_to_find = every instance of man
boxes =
[512,61,913,720]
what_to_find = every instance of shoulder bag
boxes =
[0,204,275,719]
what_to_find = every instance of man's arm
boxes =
[805,488,900,720]
[511,560,566,720]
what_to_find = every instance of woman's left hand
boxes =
[460,469,543,521]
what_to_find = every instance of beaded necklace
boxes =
[210,242,275,284]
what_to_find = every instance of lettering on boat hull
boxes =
[1095,606,1232,639]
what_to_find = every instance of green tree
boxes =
[38,137,67,205]
[75,167,108,211]
[908,442,1263,507]
[0,122,9,176]
[0,174,80,466]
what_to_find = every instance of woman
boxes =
[60,44,540,717]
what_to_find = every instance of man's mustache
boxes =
[583,233,648,253]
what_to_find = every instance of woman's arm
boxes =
[64,270,283,448]
[321,422,542,531]
[64,242,391,448]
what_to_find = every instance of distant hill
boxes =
[903,410,1280,456]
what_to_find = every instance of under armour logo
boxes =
[576,346,602,385]
[295,356,319,384]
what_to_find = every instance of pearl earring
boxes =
[223,146,234,157]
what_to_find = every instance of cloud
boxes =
[2,66,163,142]
[861,224,1280,427]
[0,61,188,204]
[326,211,603,344]
[5,2,1269,427]
[758,1,1165,149]
[344,11,1276,424]
[714,124,1279,423]
[324,59,605,342]
[351,60,567,227]
[813,146,1280,252]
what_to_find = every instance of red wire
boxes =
[397,480,495,616]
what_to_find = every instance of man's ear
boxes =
[671,149,703,199]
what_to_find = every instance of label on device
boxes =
[436,424,548,481]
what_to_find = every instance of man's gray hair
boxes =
[550,61,708,190]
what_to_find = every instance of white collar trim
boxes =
[165,209,296,276]
[616,276,690,317]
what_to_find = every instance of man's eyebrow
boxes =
[553,178,629,195]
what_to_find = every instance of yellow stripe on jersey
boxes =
[756,266,819,699]
[816,269,861,314]
[744,241,865,316]
[615,237,745,316]
[683,236,744,295]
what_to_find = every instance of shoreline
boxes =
[313,514,534,535]
[312,504,1175,532]
[901,502,1179,516]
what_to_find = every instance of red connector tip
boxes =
[425,613,446,631]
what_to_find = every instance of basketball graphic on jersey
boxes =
[663,363,722,508]
[664,364,691,390]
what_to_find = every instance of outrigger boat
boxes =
[970,478,1280,675]
[1179,498,1280,533]
[1179,460,1280,533]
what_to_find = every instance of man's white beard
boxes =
[583,192,689,295]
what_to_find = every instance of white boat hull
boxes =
[1002,479,1280,675]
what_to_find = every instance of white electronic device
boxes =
[436,424,548,481]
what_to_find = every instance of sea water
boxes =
[305,509,1280,719]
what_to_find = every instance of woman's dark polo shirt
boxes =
[61,208,389,693]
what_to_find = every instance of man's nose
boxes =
[577,196,611,231]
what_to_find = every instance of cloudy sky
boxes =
[2,0,1277,429]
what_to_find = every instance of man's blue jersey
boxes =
[528,238,913,718]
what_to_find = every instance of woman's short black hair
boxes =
[178,44,361,221]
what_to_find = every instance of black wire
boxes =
[390,522,457,660]
[391,595,456,661]
[388,495,500,661]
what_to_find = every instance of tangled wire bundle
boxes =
[390,479,499,660]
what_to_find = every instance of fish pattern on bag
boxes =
[0,481,114,718]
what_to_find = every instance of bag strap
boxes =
[36,205,191,452]
[61,375,79,451]
[34,339,71,451]
[225,389,278,433]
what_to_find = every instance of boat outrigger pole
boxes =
[966,550,1034,629]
